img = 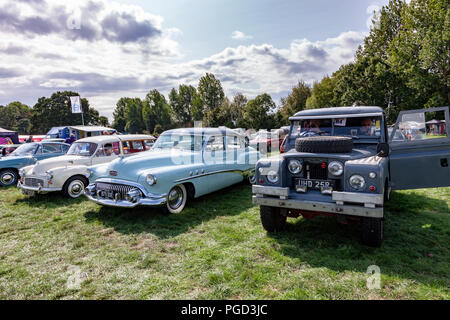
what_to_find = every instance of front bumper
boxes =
[84,179,167,208]
[17,181,61,193]
[252,185,384,218]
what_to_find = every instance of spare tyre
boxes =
[295,136,353,153]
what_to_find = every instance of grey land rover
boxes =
[252,106,450,246]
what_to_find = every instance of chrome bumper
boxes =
[84,181,167,208]
[252,185,384,218]
[17,181,61,193]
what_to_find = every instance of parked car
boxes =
[0,142,70,187]
[18,135,155,198]
[252,106,450,247]
[249,131,284,153]
[84,128,260,214]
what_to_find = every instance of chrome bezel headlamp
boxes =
[146,174,156,186]
[349,175,365,189]
[267,170,279,184]
[288,159,302,174]
[328,161,344,176]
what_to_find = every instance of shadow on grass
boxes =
[84,183,254,239]
[13,190,86,207]
[268,190,449,287]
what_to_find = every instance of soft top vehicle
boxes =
[84,127,260,214]
[252,106,450,246]
[0,142,69,187]
[18,134,155,198]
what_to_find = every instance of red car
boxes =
[249,132,284,153]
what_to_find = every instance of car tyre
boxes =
[162,184,187,214]
[0,169,18,187]
[63,176,88,198]
[260,206,286,232]
[362,217,383,247]
[247,169,256,185]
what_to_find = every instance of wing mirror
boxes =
[376,143,390,157]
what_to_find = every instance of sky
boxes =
[0,0,389,121]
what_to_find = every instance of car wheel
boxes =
[362,217,384,247]
[0,169,18,187]
[162,184,187,214]
[260,206,286,232]
[63,176,88,198]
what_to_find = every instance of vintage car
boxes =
[84,128,260,214]
[18,134,155,198]
[252,106,450,247]
[249,131,284,153]
[0,142,70,187]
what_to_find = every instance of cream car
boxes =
[18,134,155,198]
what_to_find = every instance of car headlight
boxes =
[46,170,54,180]
[19,168,26,177]
[288,159,302,174]
[86,169,93,178]
[328,161,344,176]
[146,174,156,186]
[267,170,279,184]
[349,175,365,189]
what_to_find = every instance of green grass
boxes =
[0,184,449,299]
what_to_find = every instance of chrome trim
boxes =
[252,185,289,197]
[94,178,149,196]
[17,181,61,193]
[252,196,383,218]
[174,168,252,183]
[332,191,383,205]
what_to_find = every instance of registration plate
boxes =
[21,189,35,196]
[296,179,335,190]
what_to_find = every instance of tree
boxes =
[98,116,109,127]
[152,124,163,137]
[198,73,225,112]
[204,98,233,127]
[0,101,32,133]
[124,98,145,134]
[191,93,205,122]
[169,84,196,126]
[230,93,248,128]
[279,81,311,123]
[243,93,277,130]
[305,76,336,109]
[112,98,129,132]
[142,89,171,134]
[30,91,99,134]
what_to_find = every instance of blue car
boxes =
[0,142,69,187]
[85,128,260,214]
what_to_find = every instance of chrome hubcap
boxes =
[1,173,14,185]
[248,170,256,184]
[69,180,84,197]
[168,187,183,209]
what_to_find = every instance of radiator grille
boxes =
[306,162,328,180]
[95,182,136,199]
[24,178,44,187]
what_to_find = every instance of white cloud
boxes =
[0,0,366,122]
[231,30,253,40]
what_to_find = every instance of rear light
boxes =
[321,162,327,169]
[369,186,376,192]
[259,179,264,184]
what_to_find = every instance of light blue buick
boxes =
[84,128,260,214]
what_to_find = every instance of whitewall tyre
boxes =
[165,184,187,214]
[63,177,87,198]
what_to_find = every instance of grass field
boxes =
[0,184,448,299]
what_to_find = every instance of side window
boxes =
[205,136,224,151]
[61,144,70,153]
[103,143,113,157]
[95,146,105,157]
[122,141,131,154]
[144,140,154,149]
[112,142,120,155]
[226,135,244,150]
[42,144,61,154]
[131,140,144,151]
[391,109,448,143]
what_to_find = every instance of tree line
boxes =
[1,0,447,135]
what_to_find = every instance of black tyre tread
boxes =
[295,136,353,153]
[260,206,286,232]
[362,217,383,247]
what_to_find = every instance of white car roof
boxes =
[75,134,155,144]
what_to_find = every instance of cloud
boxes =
[231,31,253,40]
[0,0,366,121]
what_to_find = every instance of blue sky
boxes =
[0,0,389,121]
